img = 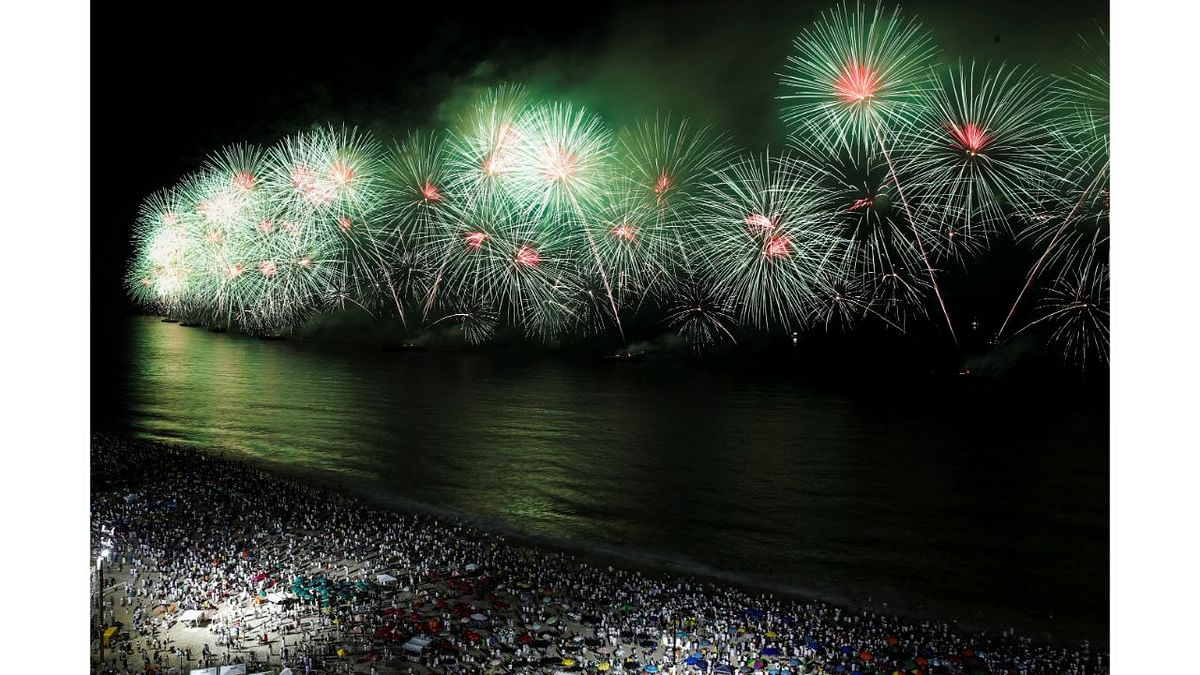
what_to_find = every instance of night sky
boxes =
[91,0,1108,347]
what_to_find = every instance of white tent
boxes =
[189,669,219,675]
[376,573,398,585]
[402,636,432,654]
[178,609,205,625]
[266,592,289,603]
[464,563,479,573]
[219,666,247,675]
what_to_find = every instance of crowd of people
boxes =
[90,434,1106,675]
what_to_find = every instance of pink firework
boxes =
[207,230,223,245]
[610,223,637,242]
[744,213,775,233]
[948,122,991,156]
[338,216,353,232]
[421,181,443,202]
[299,256,312,267]
[848,197,874,211]
[834,62,881,103]
[258,260,278,277]
[291,165,334,205]
[481,152,510,176]
[655,171,672,195]
[259,218,273,234]
[515,245,541,268]
[328,160,355,186]
[540,145,579,183]
[227,263,244,278]
[765,235,793,259]
[464,232,488,250]
[162,211,180,226]
[232,171,257,192]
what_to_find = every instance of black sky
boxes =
[92,0,1108,320]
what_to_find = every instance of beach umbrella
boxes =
[885,636,899,646]
[695,660,709,671]
[597,663,611,672]
[623,660,641,670]
[714,665,733,674]
[563,658,578,667]
[859,651,873,662]
[840,646,853,655]
[765,631,778,639]
[645,666,659,673]
[763,648,780,657]
[685,657,699,666]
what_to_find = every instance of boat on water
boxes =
[179,321,202,327]
[382,343,428,353]
[207,326,227,333]
[160,318,179,323]
[603,351,644,362]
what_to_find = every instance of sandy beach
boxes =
[90,434,1105,675]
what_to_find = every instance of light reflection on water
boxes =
[104,317,1108,642]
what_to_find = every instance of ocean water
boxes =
[93,317,1108,643]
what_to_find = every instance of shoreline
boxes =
[130,429,1106,648]
[91,433,1106,674]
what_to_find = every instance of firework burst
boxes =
[1000,32,1109,339]
[692,152,843,331]
[779,2,937,150]
[1017,261,1108,366]
[900,62,1063,260]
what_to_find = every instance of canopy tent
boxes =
[189,669,219,675]
[178,609,205,625]
[377,574,398,585]
[219,667,247,675]
[402,636,432,654]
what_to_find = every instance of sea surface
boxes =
[93,316,1108,644]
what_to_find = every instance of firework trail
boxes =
[778,1,958,343]
[791,121,928,329]
[123,5,1107,365]
[511,101,625,339]
[664,279,739,354]
[1000,32,1110,340]
[692,151,843,331]
[899,62,1063,262]
[1016,260,1108,366]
